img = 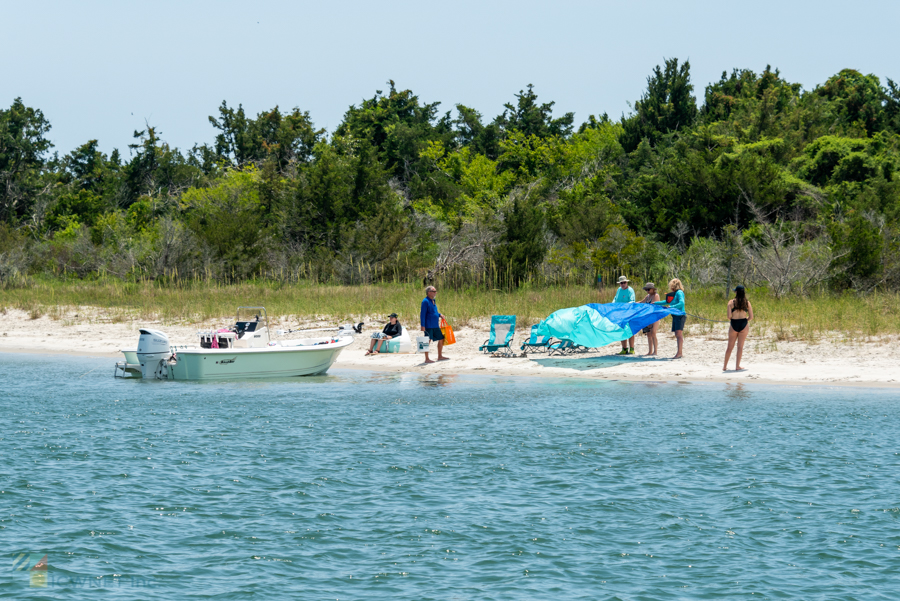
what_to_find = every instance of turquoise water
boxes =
[2,354,899,600]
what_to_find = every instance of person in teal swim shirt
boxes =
[613,275,636,355]
[654,278,685,359]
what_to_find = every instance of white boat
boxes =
[115,307,359,380]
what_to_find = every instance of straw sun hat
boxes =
[616,276,630,284]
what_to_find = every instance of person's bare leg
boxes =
[723,327,738,371]
[366,339,376,355]
[437,339,449,360]
[423,351,434,364]
[735,327,749,370]
[628,335,635,353]
[375,339,385,353]
[673,330,684,358]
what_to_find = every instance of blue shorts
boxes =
[424,327,444,342]
[671,315,686,332]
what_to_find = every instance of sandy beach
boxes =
[1,308,897,387]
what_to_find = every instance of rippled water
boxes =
[2,353,899,600]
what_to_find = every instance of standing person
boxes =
[639,282,660,356]
[420,286,449,364]
[366,313,402,355]
[723,285,753,371]
[613,275,636,355]
[654,278,686,359]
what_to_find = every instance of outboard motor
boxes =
[137,329,170,379]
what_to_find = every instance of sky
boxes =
[3,0,899,157]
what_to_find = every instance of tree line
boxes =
[2,59,900,295]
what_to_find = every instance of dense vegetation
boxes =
[2,60,900,296]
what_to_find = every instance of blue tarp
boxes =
[535,303,685,348]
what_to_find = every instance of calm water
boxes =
[1,354,899,600]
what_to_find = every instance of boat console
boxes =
[199,317,269,349]
[234,321,259,336]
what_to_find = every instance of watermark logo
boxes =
[11,553,31,571]
[11,553,48,587]
[11,553,157,589]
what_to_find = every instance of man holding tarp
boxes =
[613,276,636,355]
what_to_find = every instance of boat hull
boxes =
[165,337,352,380]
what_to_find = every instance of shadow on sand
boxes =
[530,354,660,372]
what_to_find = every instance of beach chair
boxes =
[548,339,575,356]
[548,339,588,356]
[520,325,553,354]
[479,315,516,357]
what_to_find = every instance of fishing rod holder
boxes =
[276,322,364,336]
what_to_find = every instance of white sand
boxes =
[1,308,897,387]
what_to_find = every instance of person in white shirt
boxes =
[613,275,636,355]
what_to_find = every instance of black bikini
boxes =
[730,318,748,333]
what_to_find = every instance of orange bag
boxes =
[440,317,456,345]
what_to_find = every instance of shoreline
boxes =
[3,340,899,391]
[1,308,898,389]
[3,346,898,389]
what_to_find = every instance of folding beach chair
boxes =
[520,324,553,354]
[548,339,576,356]
[479,315,516,357]
[548,339,589,356]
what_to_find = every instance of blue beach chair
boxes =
[520,325,553,354]
[479,315,517,357]
[548,339,588,356]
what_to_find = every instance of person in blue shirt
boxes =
[613,275,636,355]
[653,278,686,359]
[420,286,449,364]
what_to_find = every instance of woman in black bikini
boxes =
[724,285,753,371]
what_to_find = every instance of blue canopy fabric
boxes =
[535,303,684,349]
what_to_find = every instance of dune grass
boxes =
[2,277,900,341]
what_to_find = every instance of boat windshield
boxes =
[234,307,269,343]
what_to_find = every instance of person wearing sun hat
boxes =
[612,275,636,355]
